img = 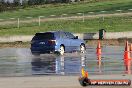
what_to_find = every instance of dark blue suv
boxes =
[31,31,85,55]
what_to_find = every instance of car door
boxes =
[59,32,71,52]
[65,32,81,51]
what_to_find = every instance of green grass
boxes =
[0,0,132,36]
[0,16,132,36]
[0,0,132,19]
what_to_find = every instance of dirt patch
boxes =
[0,42,30,48]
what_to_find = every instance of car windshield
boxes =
[33,33,54,40]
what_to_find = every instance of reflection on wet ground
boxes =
[0,46,131,76]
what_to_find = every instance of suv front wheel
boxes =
[80,44,86,53]
[59,45,65,55]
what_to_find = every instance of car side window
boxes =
[65,32,75,39]
[59,32,67,38]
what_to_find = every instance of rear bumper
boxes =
[31,46,56,54]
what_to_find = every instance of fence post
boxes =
[77,13,84,22]
[38,16,45,26]
[39,16,41,26]
[17,18,20,28]
[83,13,84,22]
[102,16,104,21]
[101,11,106,21]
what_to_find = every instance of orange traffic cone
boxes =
[96,40,101,55]
[124,41,131,65]
[124,41,130,59]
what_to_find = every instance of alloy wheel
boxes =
[80,44,85,53]
[59,46,65,55]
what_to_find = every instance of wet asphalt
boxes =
[0,46,131,77]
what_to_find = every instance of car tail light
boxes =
[48,40,56,45]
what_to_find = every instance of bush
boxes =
[0,2,7,12]
[28,0,46,5]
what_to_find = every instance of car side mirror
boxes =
[74,36,78,39]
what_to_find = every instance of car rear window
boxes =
[33,33,54,40]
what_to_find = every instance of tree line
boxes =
[0,0,78,12]
[0,0,103,12]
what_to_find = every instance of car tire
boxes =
[59,45,65,55]
[80,44,86,53]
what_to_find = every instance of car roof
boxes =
[36,31,68,34]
